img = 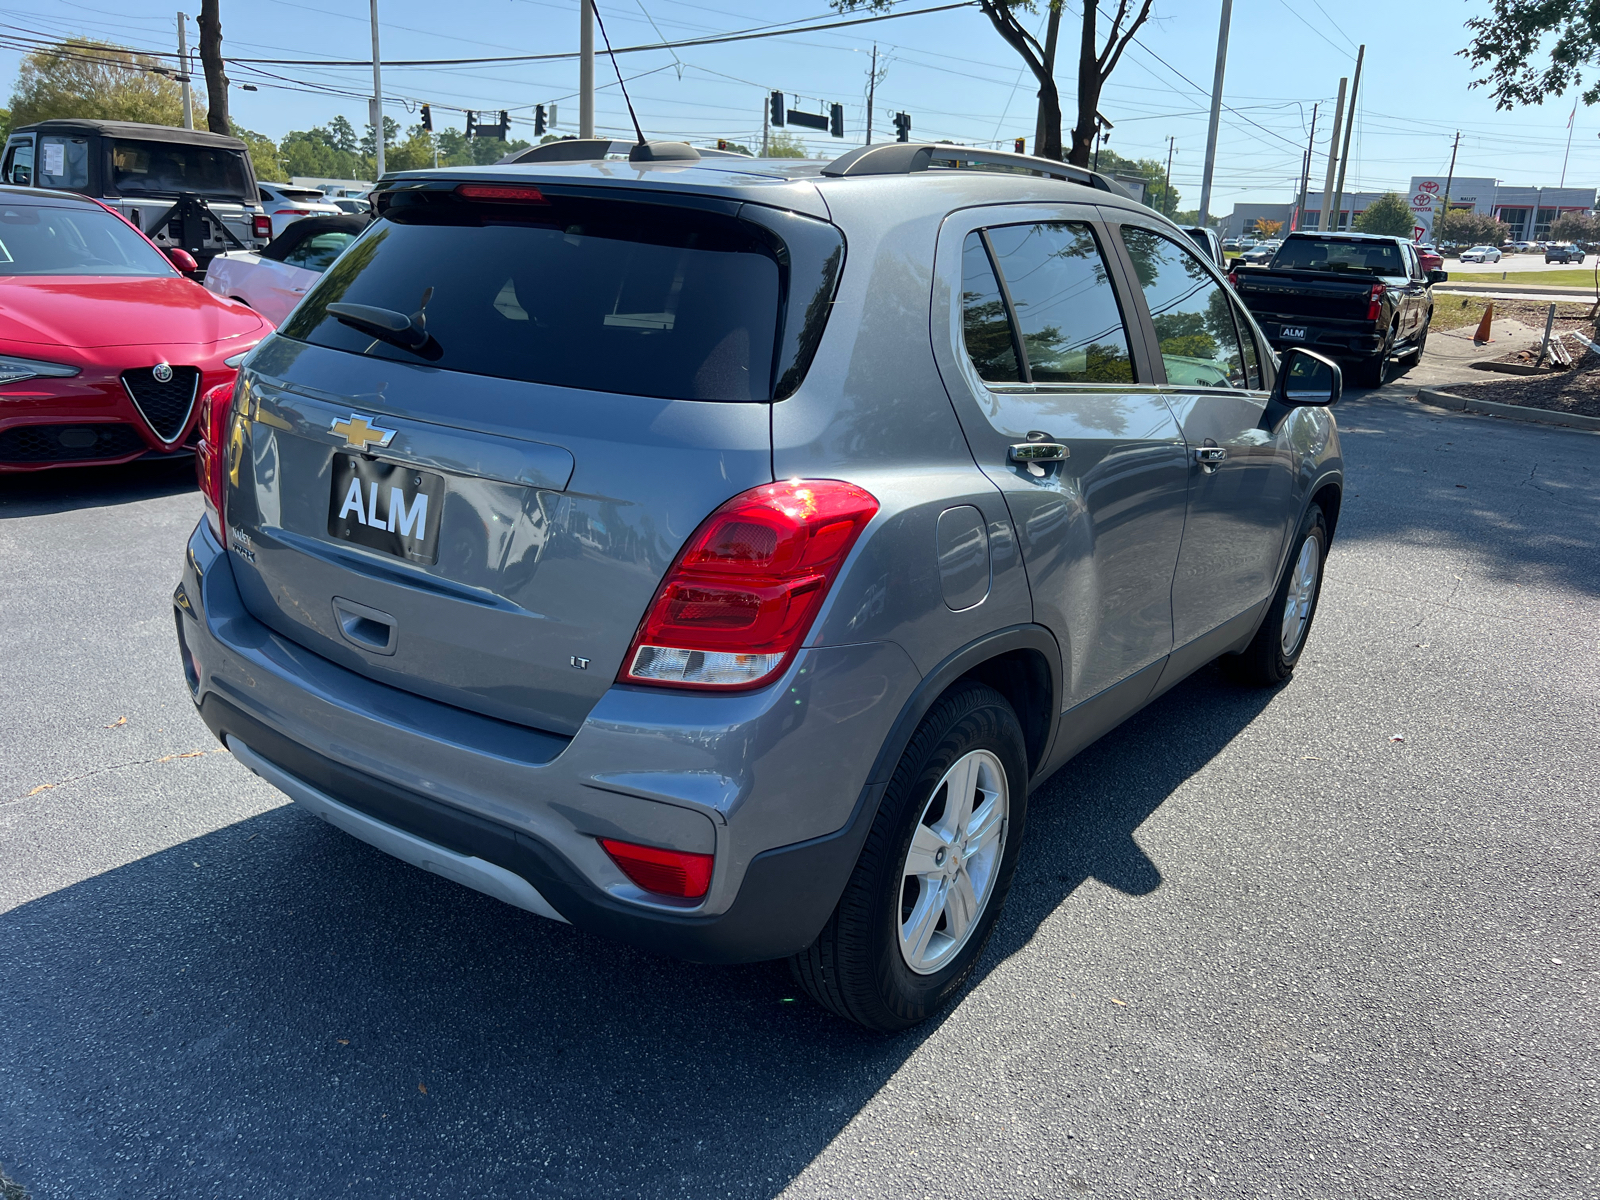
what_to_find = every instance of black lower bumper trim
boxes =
[198,694,875,964]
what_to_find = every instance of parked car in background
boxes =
[204,215,368,327]
[1458,245,1502,263]
[331,197,371,216]
[1238,239,1281,264]
[1512,241,1534,252]
[1414,244,1443,273]
[1183,225,1224,265]
[258,182,344,239]
[1222,237,1241,252]
[0,185,265,471]
[1,119,270,265]
[1544,243,1586,264]
[173,140,1344,1031]
[1231,230,1438,386]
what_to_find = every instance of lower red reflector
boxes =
[599,838,713,899]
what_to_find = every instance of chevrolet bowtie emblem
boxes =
[330,414,396,450]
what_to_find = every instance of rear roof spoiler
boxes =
[498,139,751,165]
[820,142,1133,198]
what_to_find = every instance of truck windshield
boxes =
[1270,237,1404,275]
[0,201,174,276]
[110,140,251,199]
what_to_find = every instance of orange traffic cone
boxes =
[1472,302,1495,344]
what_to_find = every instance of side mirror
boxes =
[1427,269,1448,284]
[1272,346,1341,408]
[11,166,30,186]
[165,247,200,274]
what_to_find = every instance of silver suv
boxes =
[174,141,1343,1030]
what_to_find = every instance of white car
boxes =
[203,215,366,326]
[1459,245,1502,263]
[258,182,343,239]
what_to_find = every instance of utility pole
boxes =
[865,44,878,145]
[1436,131,1460,244]
[1293,102,1318,232]
[1196,0,1232,228]
[1164,136,1177,217]
[176,13,193,131]
[579,0,595,138]
[1318,76,1347,231]
[1329,43,1364,231]
[369,0,384,177]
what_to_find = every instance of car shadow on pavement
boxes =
[0,666,1275,1200]
[0,455,196,519]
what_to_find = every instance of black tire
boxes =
[1353,329,1393,387]
[790,683,1029,1031]
[1404,316,1431,366]
[1223,503,1329,687]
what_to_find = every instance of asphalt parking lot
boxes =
[2,382,1596,1200]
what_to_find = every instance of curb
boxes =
[1415,387,1600,432]
[1434,282,1595,299]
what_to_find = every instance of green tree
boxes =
[764,130,808,158]
[386,124,437,172]
[7,38,201,129]
[1549,210,1599,242]
[1435,208,1510,247]
[328,115,359,153]
[1353,192,1417,237]
[360,116,400,157]
[1463,1,1600,107]
[279,125,371,180]
[231,122,284,182]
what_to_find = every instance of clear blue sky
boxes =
[3,0,1593,211]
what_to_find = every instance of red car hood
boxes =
[0,275,265,349]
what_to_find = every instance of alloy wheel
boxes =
[897,748,1009,975]
[1280,535,1321,656]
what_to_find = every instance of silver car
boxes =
[175,141,1343,1030]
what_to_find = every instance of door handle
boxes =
[1195,446,1227,464]
[1009,441,1068,477]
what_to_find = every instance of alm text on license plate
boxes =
[1280,326,1308,340]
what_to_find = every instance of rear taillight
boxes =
[1227,269,1238,288]
[195,379,237,542]
[252,214,272,239]
[620,479,879,690]
[1366,282,1387,322]
[600,838,714,899]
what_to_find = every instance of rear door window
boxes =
[38,136,89,189]
[282,190,841,403]
[961,221,1136,385]
[1119,226,1248,389]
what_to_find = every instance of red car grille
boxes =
[0,423,147,463]
[121,366,201,443]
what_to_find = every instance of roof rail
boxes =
[820,142,1133,198]
[500,138,749,166]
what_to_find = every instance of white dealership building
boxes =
[1222,179,1595,242]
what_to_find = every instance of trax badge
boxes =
[330,413,396,451]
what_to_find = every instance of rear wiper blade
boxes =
[327,287,441,361]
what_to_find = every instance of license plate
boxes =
[328,453,442,564]
[1280,326,1307,340]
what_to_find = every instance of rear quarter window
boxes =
[281,189,843,403]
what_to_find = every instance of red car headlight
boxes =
[0,355,81,386]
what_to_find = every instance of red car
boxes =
[1415,243,1443,273]
[0,184,266,472]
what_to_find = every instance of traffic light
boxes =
[769,91,785,127]
[466,111,477,138]
[893,112,911,142]
[420,104,432,132]
[1014,137,1026,154]
[500,110,509,134]
[535,104,546,135]
[717,139,729,151]
[829,103,844,138]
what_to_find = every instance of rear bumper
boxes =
[174,519,918,963]
[1255,316,1385,358]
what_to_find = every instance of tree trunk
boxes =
[1068,5,1099,167]
[1032,1,1063,159]
[198,0,229,136]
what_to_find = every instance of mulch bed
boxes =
[1445,348,1600,418]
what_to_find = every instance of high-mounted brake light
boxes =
[195,378,238,542]
[620,479,880,690]
[454,184,550,204]
[600,838,714,899]
[1365,281,1387,322]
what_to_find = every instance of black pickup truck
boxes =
[1230,231,1444,386]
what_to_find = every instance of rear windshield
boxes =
[1270,237,1403,274]
[281,190,842,402]
[0,201,173,276]
[110,140,252,200]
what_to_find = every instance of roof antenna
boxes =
[588,0,699,162]
[588,0,644,147]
